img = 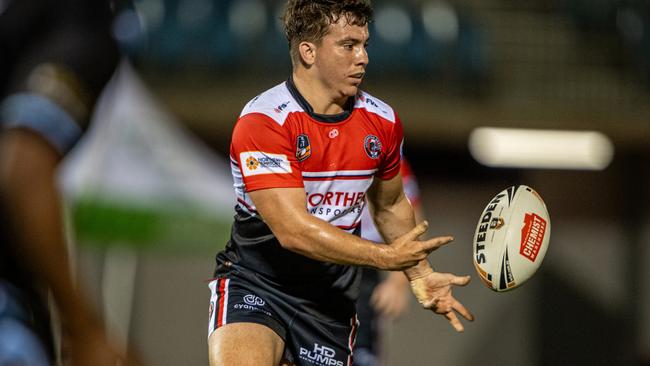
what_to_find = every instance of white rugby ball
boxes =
[473,185,551,292]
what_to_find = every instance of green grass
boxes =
[69,197,232,255]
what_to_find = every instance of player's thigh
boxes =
[208,322,284,366]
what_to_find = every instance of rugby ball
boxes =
[473,185,550,292]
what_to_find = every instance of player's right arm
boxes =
[248,187,450,270]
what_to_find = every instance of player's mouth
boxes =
[350,72,365,79]
[349,72,365,84]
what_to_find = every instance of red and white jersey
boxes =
[230,78,403,234]
[216,78,403,297]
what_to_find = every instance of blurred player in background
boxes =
[355,159,422,366]
[207,1,473,365]
[0,0,141,364]
[0,194,53,365]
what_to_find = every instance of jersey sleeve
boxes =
[376,114,404,180]
[230,113,304,192]
[400,158,421,207]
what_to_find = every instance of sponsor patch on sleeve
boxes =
[239,151,292,177]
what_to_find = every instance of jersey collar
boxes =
[285,76,354,123]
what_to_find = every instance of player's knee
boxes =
[208,323,284,366]
[207,331,221,366]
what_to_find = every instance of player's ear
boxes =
[298,41,316,66]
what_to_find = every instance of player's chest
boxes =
[289,120,387,171]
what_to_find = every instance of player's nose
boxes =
[355,46,369,67]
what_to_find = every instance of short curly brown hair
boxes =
[283,0,373,66]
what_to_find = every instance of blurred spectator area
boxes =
[115,0,650,154]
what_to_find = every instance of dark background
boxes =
[63,0,650,365]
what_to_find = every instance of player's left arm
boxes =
[366,172,430,279]
[367,173,475,332]
[370,193,425,319]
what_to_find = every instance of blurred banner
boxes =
[59,60,234,253]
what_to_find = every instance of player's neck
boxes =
[292,71,348,115]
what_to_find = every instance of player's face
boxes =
[314,17,369,99]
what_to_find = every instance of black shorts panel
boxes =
[208,276,287,341]
[208,267,359,366]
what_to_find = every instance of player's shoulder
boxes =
[239,81,303,126]
[354,89,397,124]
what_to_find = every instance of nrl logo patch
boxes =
[296,134,311,161]
[364,134,382,159]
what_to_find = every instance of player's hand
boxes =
[381,221,453,270]
[409,270,474,332]
[371,272,410,319]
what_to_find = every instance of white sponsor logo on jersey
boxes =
[240,151,291,177]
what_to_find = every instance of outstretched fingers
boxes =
[445,311,465,332]
[444,299,475,332]
[451,275,471,287]
[453,299,475,322]
[447,275,474,321]
[404,220,429,242]
[433,299,474,332]
[419,235,454,254]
